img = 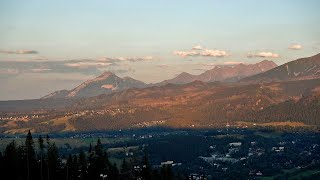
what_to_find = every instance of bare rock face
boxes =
[42,71,147,99]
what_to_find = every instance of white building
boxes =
[229,142,242,147]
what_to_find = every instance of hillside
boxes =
[42,71,147,99]
[242,53,320,83]
[1,54,320,134]
[41,60,277,99]
[157,60,277,85]
[1,78,319,134]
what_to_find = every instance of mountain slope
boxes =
[59,79,320,131]
[1,78,320,134]
[159,72,196,85]
[42,71,147,99]
[241,53,320,83]
[156,60,277,85]
[1,54,320,134]
[42,60,277,99]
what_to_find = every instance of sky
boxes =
[0,0,320,100]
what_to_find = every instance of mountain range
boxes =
[157,60,277,85]
[0,53,320,134]
[242,53,320,83]
[42,53,320,100]
[42,60,278,99]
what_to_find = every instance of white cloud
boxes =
[192,45,203,50]
[174,47,229,58]
[201,49,228,57]
[173,50,199,57]
[104,56,153,62]
[64,62,112,68]
[197,61,244,68]
[247,52,279,58]
[289,44,303,50]
[0,50,38,54]
[31,68,52,73]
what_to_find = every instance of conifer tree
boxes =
[66,154,73,180]
[3,141,19,179]
[141,151,151,180]
[94,138,103,156]
[38,135,45,180]
[78,150,87,180]
[25,130,36,180]
[47,142,59,180]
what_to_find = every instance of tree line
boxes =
[0,130,175,180]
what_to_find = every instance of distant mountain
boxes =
[42,71,147,99]
[161,72,195,85]
[157,60,277,85]
[3,78,319,134]
[241,53,320,83]
[2,54,320,134]
[59,79,320,131]
[42,61,277,99]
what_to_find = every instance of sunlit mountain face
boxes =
[0,1,320,180]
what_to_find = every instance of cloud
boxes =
[0,55,151,80]
[173,50,199,57]
[0,56,144,79]
[0,59,110,78]
[0,50,38,54]
[0,68,20,75]
[64,61,112,68]
[247,52,279,58]
[174,46,228,58]
[196,61,244,69]
[102,56,153,62]
[201,49,228,57]
[31,68,52,73]
[192,45,203,50]
[289,44,303,50]
[63,56,153,69]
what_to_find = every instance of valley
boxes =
[0,54,320,134]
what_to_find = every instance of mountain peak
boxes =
[42,71,147,99]
[156,61,278,85]
[241,53,320,83]
[178,72,192,76]
[311,53,320,58]
[258,60,277,66]
[97,71,115,79]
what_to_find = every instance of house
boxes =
[161,161,174,166]
[189,173,207,180]
[229,142,242,147]
[272,146,285,152]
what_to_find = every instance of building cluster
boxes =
[197,139,312,177]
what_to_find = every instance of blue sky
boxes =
[0,0,320,100]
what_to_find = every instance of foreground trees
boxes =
[0,131,175,180]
